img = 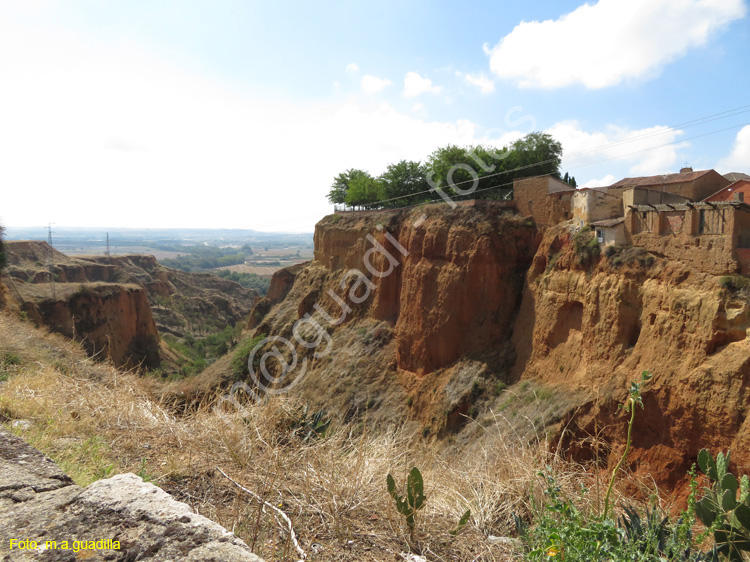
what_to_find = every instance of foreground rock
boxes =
[0,428,264,562]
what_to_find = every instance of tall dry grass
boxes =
[0,312,634,561]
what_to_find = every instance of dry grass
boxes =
[0,311,637,561]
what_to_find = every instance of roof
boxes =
[724,172,750,182]
[628,200,750,212]
[611,169,714,188]
[703,179,750,202]
[591,217,625,228]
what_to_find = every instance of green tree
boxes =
[505,132,563,182]
[378,160,429,208]
[345,174,382,208]
[327,168,369,205]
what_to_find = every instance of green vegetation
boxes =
[719,274,750,295]
[695,449,750,561]
[328,132,570,208]
[216,269,271,295]
[387,466,428,542]
[161,325,241,377]
[606,245,656,269]
[231,333,268,377]
[572,226,601,265]
[517,372,712,562]
[161,245,252,272]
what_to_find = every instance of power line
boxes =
[245,106,750,229]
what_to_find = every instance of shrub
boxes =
[231,333,268,377]
[572,226,601,266]
[720,275,750,295]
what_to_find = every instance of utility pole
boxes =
[47,223,56,299]
[106,233,110,257]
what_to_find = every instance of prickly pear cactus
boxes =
[696,449,750,561]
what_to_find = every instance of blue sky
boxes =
[1,0,749,231]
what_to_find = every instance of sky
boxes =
[1,0,749,232]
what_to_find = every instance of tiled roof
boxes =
[611,170,714,188]
[591,217,625,228]
[628,200,750,212]
[724,172,750,182]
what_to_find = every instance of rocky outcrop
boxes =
[513,225,750,489]
[0,428,264,561]
[241,204,537,432]
[302,205,537,375]
[20,283,161,370]
[246,206,750,489]
[4,242,260,372]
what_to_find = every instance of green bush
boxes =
[720,275,750,294]
[517,372,710,561]
[572,226,601,266]
[231,333,268,377]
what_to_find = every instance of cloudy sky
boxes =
[1,0,749,231]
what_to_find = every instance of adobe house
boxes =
[612,167,730,202]
[591,217,626,247]
[513,176,575,227]
[571,186,625,227]
[625,199,750,275]
[704,179,750,203]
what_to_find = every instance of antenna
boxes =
[47,223,56,299]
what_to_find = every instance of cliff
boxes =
[4,242,259,372]
[19,283,160,370]
[240,204,540,431]
[4,242,258,339]
[513,225,750,489]
[242,205,750,489]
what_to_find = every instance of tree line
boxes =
[327,132,576,209]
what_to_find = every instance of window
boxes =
[596,229,605,243]
[699,209,706,234]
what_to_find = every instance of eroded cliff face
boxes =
[309,206,538,374]
[21,284,160,370]
[513,225,750,489]
[244,204,538,429]
[248,207,750,489]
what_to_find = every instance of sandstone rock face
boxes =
[251,207,750,489]
[306,206,537,375]
[21,284,161,370]
[4,242,259,371]
[0,428,264,562]
[513,225,750,489]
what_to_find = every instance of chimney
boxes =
[680,166,693,173]
[734,192,744,202]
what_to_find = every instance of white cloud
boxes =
[485,0,747,89]
[0,11,495,231]
[717,125,750,172]
[463,72,495,94]
[346,63,359,73]
[547,120,689,177]
[581,174,616,188]
[361,74,392,93]
[403,71,442,98]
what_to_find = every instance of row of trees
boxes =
[327,132,576,209]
